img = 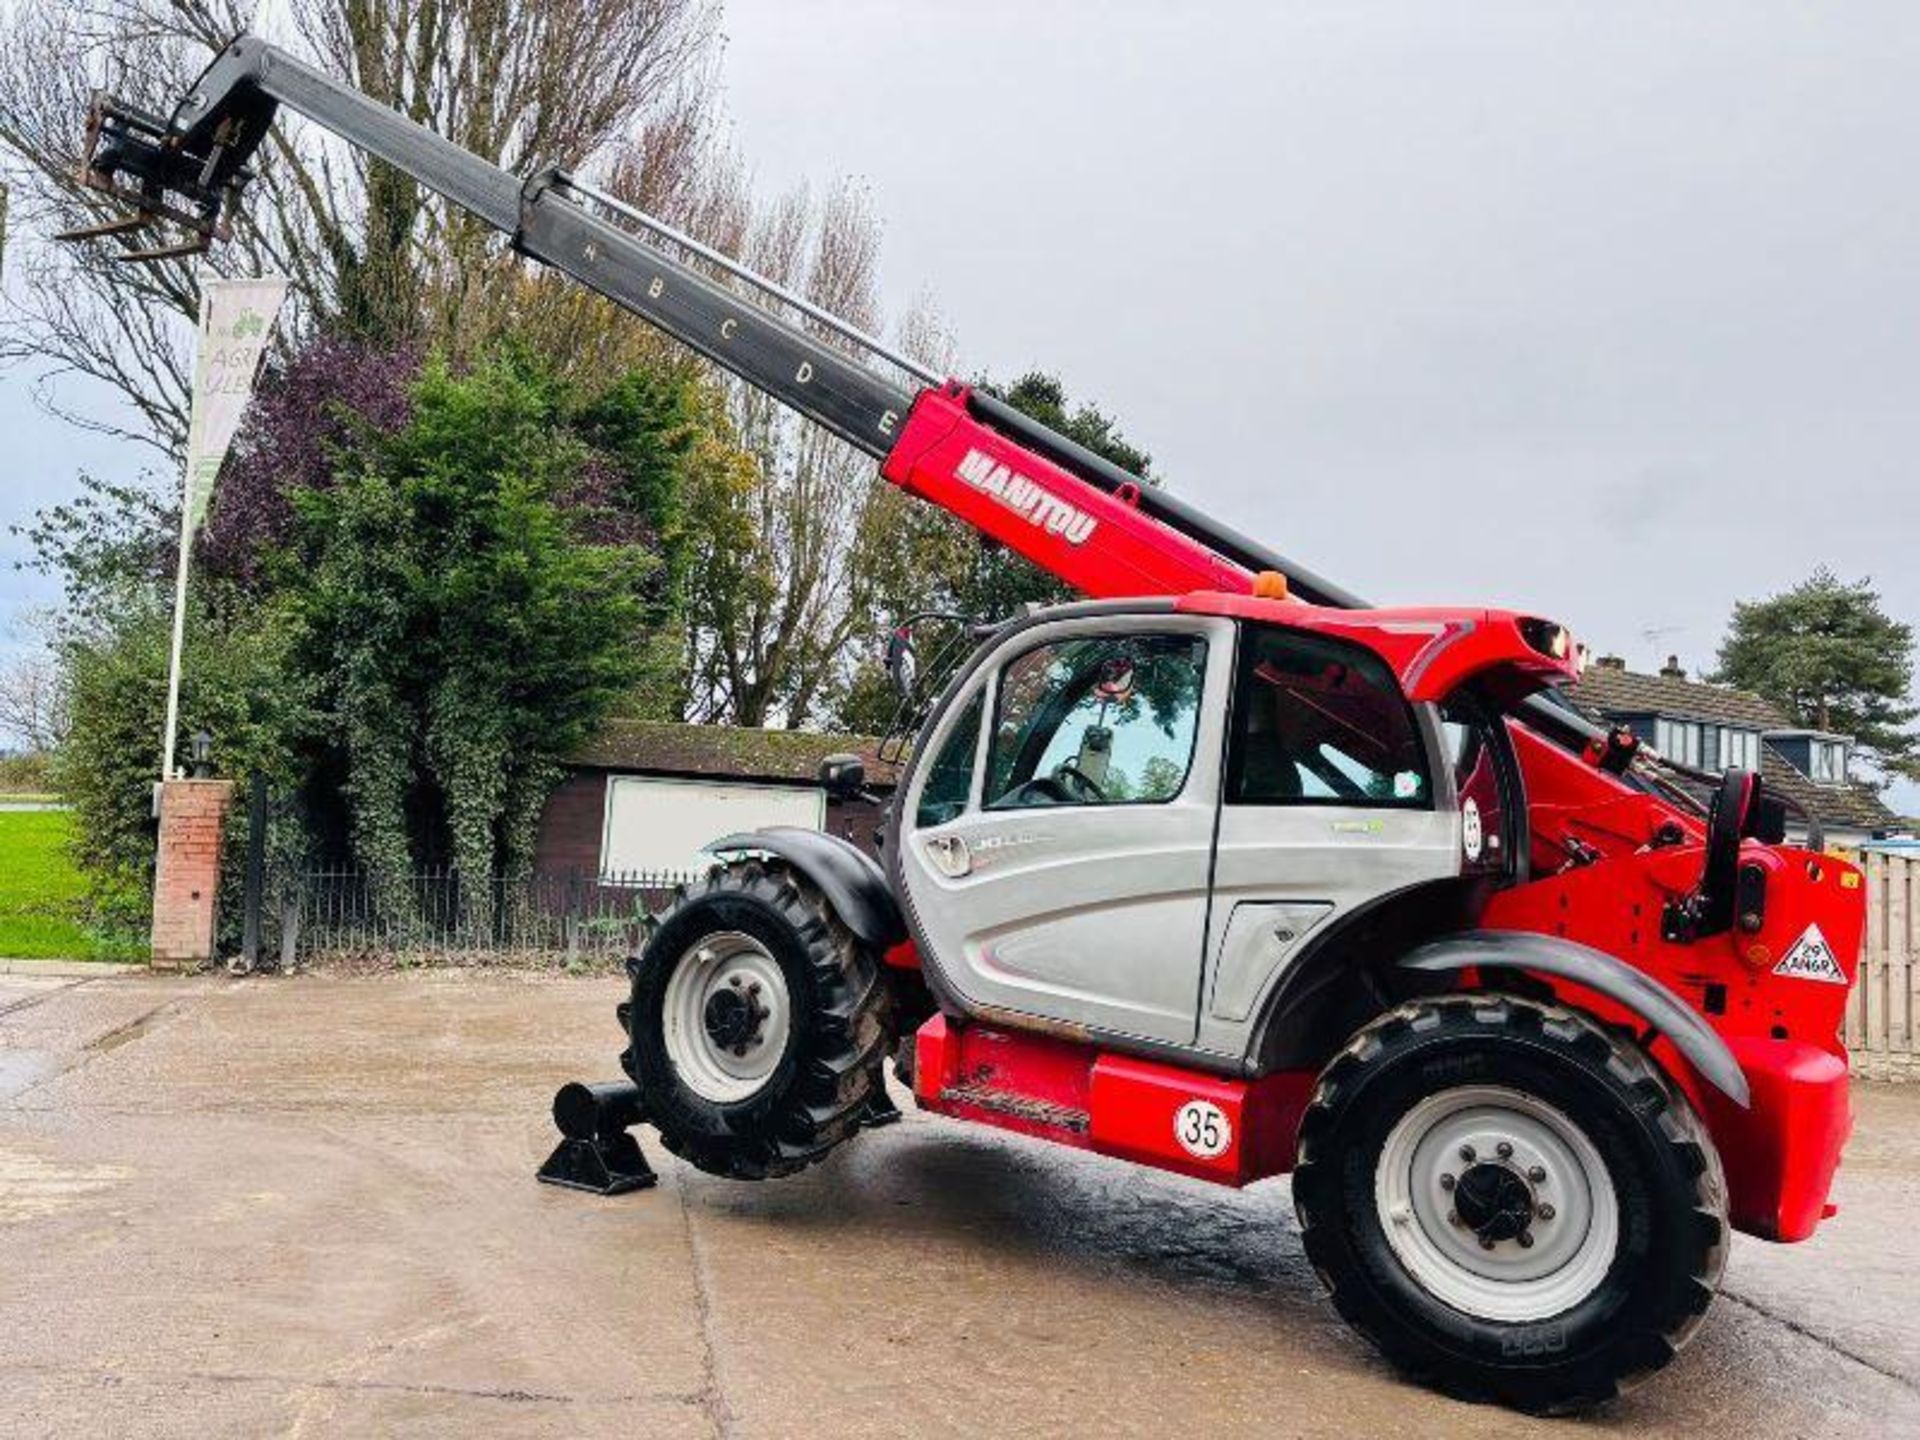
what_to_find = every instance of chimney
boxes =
[1660,655,1685,680]
[1594,654,1626,671]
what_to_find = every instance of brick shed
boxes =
[533,720,899,879]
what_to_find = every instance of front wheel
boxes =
[625,859,893,1180]
[1292,994,1727,1413]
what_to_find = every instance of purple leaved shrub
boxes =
[200,338,421,586]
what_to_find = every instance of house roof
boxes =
[570,720,900,788]
[1566,664,1898,835]
[1565,665,1790,730]
[1759,743,1898,835]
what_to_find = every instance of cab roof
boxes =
[1175,593,1582,704]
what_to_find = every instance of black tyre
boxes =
[624,858,893,1180]
[1292,994,1726,1413]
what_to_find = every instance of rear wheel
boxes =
[1292,994,1726,1413]
[625,859,893,1180]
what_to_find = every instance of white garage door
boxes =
[601,776,825,876]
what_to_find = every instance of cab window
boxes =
[915,691,983,828]
[985,632,1207,809]
[1228,626,1430,807]
[1441,698,1512,872]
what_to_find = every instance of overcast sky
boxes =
[4,1,1917,797]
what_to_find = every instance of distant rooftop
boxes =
[1568,655,1897,836]
[1567,656,1788,730]
[571,719,900,787]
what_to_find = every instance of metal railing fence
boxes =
[265,865,698,965]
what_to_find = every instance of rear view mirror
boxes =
[885,625,917,701]
[819,753,867,800]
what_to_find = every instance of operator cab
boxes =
[892,600,1526,1058]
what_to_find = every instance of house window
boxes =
[1702,725,1759,772]
[1726,728,1759,770]
[1653,719,1759,773]
[1810,740,1847,785]
[1656,718,1701,768]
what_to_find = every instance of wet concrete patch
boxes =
[0,1049,59,1104]
[83,1002,172,1055]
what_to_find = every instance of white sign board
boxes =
[601,777,825,876]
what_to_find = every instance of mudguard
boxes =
[1401,930,1751,1107]
[705,826,908,951]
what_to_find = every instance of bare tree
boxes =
[676,177,921,728]
[0,618,69,752]
[0,0,718,456]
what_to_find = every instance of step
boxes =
[937,1081,1090,1134]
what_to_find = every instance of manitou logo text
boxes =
[954,449,1098,546]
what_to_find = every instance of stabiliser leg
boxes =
[537,1079,658,1196]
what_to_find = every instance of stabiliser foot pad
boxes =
[536,1079,658,1196]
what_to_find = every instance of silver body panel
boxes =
[1194,807,1460,1055]
[895,608,1468,1063]
[900,614,1231,1045]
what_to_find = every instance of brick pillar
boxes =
[150,779,235,971]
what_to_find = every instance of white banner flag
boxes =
[158,274,290,786]
[182,276,289,530]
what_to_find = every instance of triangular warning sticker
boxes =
[1773,924,1848,984]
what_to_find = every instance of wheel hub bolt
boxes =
[1447,1210,1461,1227]
[1495,1141,1513,1159]
[1528,1165,1546,1183]
[1517,1232,1534,1249]
[1459,1144,1476,1163]
[1478,1236,1496,1250]
[1537,1202,1556,1221]
[1439,1173,1455,1191]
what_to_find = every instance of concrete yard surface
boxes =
[1,969,1916,1438]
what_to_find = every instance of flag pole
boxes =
[158,461,196,782]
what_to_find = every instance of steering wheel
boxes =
[1051,761,1109,802]
[1006,775,1075,805]
[1005,763,1109,807]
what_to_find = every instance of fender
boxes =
[705,826,907,951]
[1401,930,1751,1107]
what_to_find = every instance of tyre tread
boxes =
[1293,992,1728,1413]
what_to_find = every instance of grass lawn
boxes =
[0,810,143,961]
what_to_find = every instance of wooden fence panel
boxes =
[1842,849,1916,1082]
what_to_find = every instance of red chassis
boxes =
[885,382,1862,1246]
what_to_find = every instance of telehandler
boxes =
[64,34,1865,1410]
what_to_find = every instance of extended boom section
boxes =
[83,36,917,454]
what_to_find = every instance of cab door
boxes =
[1195,622,1465,1056]
[896,612,1233,1045]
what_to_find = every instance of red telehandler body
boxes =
[65,34,1865,1411]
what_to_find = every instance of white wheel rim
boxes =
[661,931,792,1104]
[1374,1085,1619,1323]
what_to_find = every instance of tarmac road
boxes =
[1,967,1915,1438]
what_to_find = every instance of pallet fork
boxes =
[56,91,251,262]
